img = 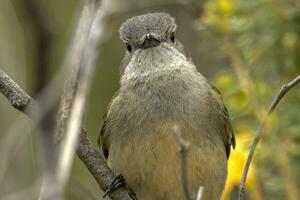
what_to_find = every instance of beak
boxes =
[140,33,161,49]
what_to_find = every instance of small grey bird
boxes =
[98,12,235,200]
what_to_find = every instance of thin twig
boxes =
[172,125,194,200]
[238,75,300,200]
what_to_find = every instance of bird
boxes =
[98,12,235,200]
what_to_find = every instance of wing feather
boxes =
[98,113,110,159]
[209,83,236,158]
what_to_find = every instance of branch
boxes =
[76,130,134,200]
[0,69,38,118]
[238,74,300,200]
[172,125,195,200]
[0,69,133,199]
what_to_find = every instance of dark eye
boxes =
[126,43,132,53]
[170,32,175,43]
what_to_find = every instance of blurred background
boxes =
[0,0,299,199]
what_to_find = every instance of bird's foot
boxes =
[103,174,126,198]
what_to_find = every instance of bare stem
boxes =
[238,75,300,200]
[172,125,194,200]
[56,0,111,191]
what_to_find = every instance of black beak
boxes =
[140,34,161,49]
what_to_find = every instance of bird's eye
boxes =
[126,43,132,53]
[170,32,175,43]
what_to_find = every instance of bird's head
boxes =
[119,13,189,78]
[119,12,177,52]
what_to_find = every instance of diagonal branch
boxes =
[76,130,134,200]
[0,69,133,200]
[0,69,38,118]
[238,74,300,200]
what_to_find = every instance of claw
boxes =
[103,174,126,198]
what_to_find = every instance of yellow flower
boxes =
[213,73,235,90]
[202,0,236,32]
[219,0,235,15]
[222,132,262,200]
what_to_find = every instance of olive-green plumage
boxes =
[99,12,235,200]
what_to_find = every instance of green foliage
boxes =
[198,0,300,199]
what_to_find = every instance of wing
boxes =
[97,93,123,159]
[222,105,236,157]
[97,112,110,159]
[209,83,236,158]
